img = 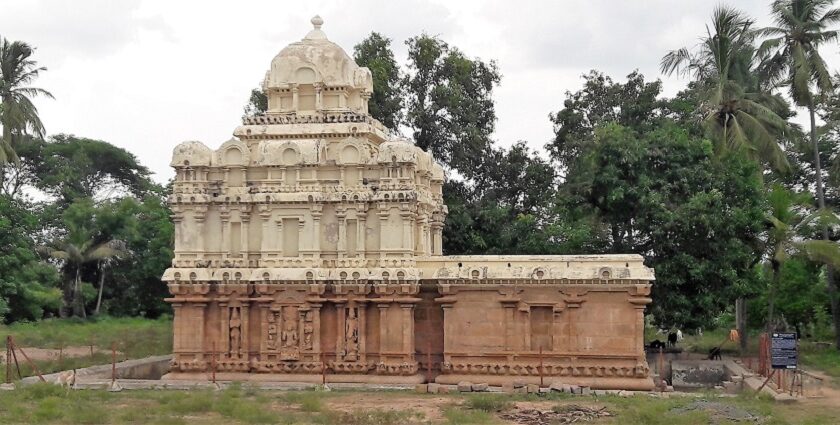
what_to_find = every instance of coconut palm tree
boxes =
[49,238,125,318]
[661,5,791,172]
[0,36,53,170]
[757,0,840,348]
[765,184,840,334]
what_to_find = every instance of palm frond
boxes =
[800,239,840,269]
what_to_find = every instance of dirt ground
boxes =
[4,346,120,362]
[327,392,454,422]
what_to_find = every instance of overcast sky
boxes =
[3,0,840,183]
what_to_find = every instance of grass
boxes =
[463,393,512,412]
[0,383,837,424]
[799,342,840,379]
[1,316,172,382]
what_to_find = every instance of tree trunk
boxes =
[59,274,72,318]
[0,122,10,190]
[72,267,86,318]
[768,260,780,336]
[736,297,748,354]
[809,104,840,350]
[95,261,105,315]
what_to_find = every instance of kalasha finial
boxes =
[311,15,323,30]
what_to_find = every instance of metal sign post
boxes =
[770,333,797,370]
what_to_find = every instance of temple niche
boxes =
[162,16,656,390]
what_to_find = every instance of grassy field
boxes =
[1,317,172,382]
[0,384,838,424]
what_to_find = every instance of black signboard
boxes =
[771,332,797,370]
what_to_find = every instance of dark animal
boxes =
[649,340,666,350]
[708,347,722,360]
[667,332,678,348]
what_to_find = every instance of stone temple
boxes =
[163,16,656,390]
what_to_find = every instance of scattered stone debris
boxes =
[670,400,760,423]
[499,405,612,424]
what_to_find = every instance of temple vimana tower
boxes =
[163,16,656,390]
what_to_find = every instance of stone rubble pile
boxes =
[500,405,612,425]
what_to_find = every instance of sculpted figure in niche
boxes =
[345,307,359,361]
[281,307,299,349]
[229,307,242,358]
[303,311,314,350]
[267,311,278,350]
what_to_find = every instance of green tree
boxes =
[0,36,52,182]
[758,0,840,348]
[0,195,61,322]
[21,135,152,206]
[661,5,791,172]
[48,198,137,318]
[764,184,840,333]
[243,87,268,117]
[547,70,662,172]
[567,122,765,328]
[404,34,500,177]
[354,32,404,130]
[106,188,174,317]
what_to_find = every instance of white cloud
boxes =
[2,0,837,183]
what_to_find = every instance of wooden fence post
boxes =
[11,337,45,382]
[4,336,10,384]
[111,342,117,386]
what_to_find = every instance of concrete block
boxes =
[427,383,440,394]
[513,386,528,394]
[580,386,591,395]
[471,383,488,392]
[526,384,539,393]
[502,382,515,393]
[457,381,473,392]
[415,384,428,393]
[512,380,526,388]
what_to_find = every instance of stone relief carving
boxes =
[344,307,359,361]
[280,306,300,360]
[229,307,242,358]
[302,310,314,350]
[266,311,278,350]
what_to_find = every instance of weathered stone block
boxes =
[472,383,489,392]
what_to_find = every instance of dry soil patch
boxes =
[11,346,121,361]
[327,392,450,422]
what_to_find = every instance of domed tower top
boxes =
[262,16,373,115]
